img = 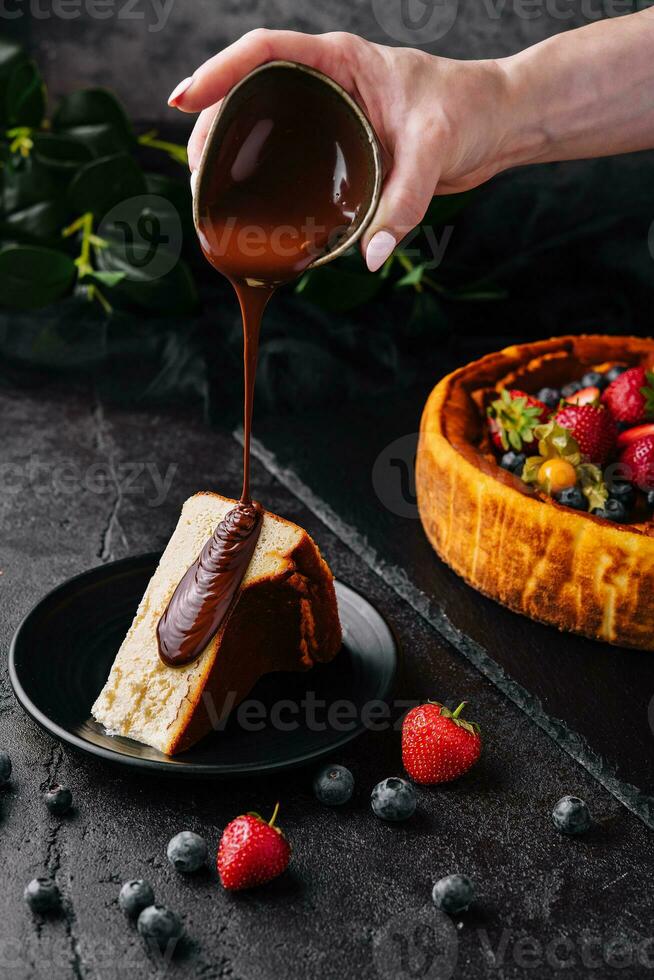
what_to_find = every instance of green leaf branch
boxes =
[0,39,197,317]
[62,212,124,313]
[138,129,188,167]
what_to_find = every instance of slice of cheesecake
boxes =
[92,492,342,755]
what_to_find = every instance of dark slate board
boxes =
[250,368,654,825]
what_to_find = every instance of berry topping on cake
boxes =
[561,381,582,398]
[592,498,629,523]
[553,401,616,464]
[602,366,654,425]
[616,422,654,450]
[604,364,628,384]
[565,385,601,406]
[487,389,549,452]
[538,458,577,494]
[619,435,654,491]
[554,486,588,511]
[500,450,527,474]
[537,386,561,409]
[580,370,607,391]
[522,422,608,510]
[607,479,635,513]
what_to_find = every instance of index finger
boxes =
[169,29,354,113]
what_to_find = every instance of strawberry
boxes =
[402,701,481,786]
[217,804,290,891]
[619,437,654,491]
[487,389,549,452]
[553,402,616,465]
[602,366,654,425]
[566,386,600,406]
[616,422,654,451]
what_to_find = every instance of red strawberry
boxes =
[616,422,654,451]
[217,804,290,891]
[602,366,654,425]
[619,437,654,491]
[402,701,481,786]
[553,402,616,464]
[487,389,549,452]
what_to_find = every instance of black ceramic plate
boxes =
[9,554,398,776]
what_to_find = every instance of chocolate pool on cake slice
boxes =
[92,492,342,755]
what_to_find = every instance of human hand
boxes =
[168,30,510,271]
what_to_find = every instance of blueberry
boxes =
[166,831,207,873]
[371,777,416,822]
[537,387,560,409]
[500,451,526,475]
[605,365,627,383]
[561,381,582,398]
[647,490,654,510]
[592,498,628,523]
[24,877,61,914]
[431,874,475,914]
[555,486,587,511]
[552,796,592,835]
[581,371,606,390]
[44,784,72,816]
[608,480,635,513]
[313,764,354,806]
[137,905,183,950]
[119,879,155,918]
[0,751,11,786]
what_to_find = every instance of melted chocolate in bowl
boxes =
[157,64,374,668]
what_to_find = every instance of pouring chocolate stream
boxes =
[157,62,380,668]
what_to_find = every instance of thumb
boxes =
[362,143,438,272]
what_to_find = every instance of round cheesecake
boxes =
[416,335,654,650]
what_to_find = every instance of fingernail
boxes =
[366,230,396,273]
[190,170,197,197]
[168,76,194,106]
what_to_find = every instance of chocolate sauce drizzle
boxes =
[157,501,263,668]
[156,65,369,668]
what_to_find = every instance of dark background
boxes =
[7,0,654,383]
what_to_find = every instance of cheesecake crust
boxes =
[416,335,654,650]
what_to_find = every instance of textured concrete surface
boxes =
[1,382,653,979]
